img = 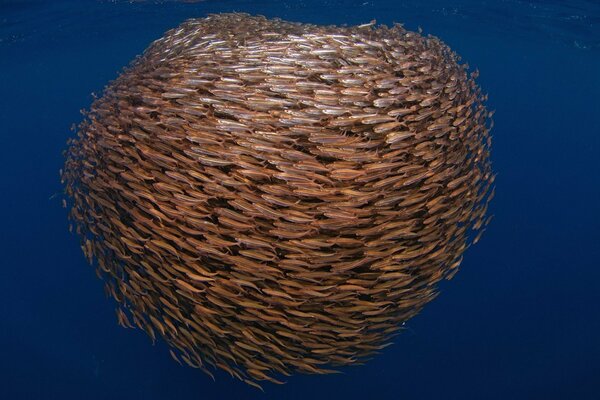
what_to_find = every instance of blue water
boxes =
[1,1,599,399]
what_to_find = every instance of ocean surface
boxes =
[1,1,599,399]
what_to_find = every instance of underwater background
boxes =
[0,0,598,399]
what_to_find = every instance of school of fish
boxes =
[61,13,495,389]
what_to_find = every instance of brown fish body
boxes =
[62,13,493,388]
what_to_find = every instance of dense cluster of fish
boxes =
[62,13,494,389]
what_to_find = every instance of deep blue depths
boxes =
[1,1,599,399]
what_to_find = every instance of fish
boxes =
[62,12,494,389]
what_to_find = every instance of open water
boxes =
[1,1,599,399]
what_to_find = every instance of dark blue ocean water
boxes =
[1,1,599,399]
